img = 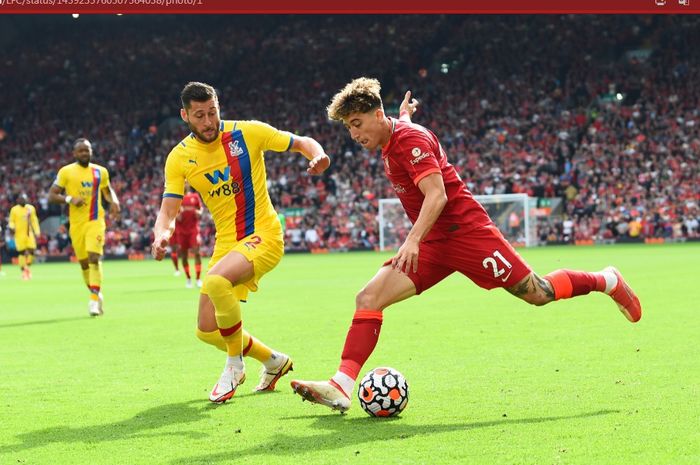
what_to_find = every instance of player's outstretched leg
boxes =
[291,266,415,413]
[542,267,642,322]
[514,267,642,322]
[290,309,383,412]
[291,379,351,412]
[603,266,642,322]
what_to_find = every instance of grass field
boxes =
[0,243,698,465]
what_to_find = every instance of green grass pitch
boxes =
[1,243,698,465]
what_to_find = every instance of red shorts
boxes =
[176,229,201,250]
[384,224,531,294]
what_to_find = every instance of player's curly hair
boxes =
[327,77,383,121]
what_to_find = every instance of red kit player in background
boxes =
[291,77,642,413]
[176,184,204,288]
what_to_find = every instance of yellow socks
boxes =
[243,331,273,362]
[196,328,227,351]
[88,262,102,299]
[206,275,243,357]
[196,327,275,366]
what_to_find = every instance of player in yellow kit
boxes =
[152,82,330,403]
[9,193,40,280]
[48,138,121,316]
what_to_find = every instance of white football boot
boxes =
[254,353,294,392]
[88,299,101,317]
[209,366,246,403]
[290,379,351,413]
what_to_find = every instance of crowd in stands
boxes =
[0,15,698,260]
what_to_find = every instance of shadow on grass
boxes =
[0,399,218,454]
[172,408,620,464]
[0,316,87,329]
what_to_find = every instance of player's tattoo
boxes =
[505,274,554,301]
[534,274,555,300]
[506,277,531,297]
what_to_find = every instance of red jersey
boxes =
[176,192,202,232]
[381,118,491,240]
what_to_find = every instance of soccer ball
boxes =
[357,367,409,417]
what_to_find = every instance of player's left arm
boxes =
[289,136,330,175]
[101,183,121,219]
[152,197,182,260]
[392,173,447,274]
[30,207,40,237]
[253,120,330,175]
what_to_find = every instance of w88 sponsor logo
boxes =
[208,180,241,198]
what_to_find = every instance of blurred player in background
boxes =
[151,82,330,403]
[48,138,121,317]
[291,77,643,413]
[169,233,181,277]
[9,193,40,280]
[176,183,204,288]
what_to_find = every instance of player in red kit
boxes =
[169,232,180,276]
[291,77,642,413]
[176,184,204,288]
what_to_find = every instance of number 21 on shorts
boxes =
[482,250,512,280]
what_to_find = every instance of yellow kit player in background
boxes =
[48,138,121,317]
[152,82,330,403]
[9,193,40,280]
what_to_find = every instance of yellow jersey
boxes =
[9,204,40,238]
[163,120,293,241]
[53,163,111,227]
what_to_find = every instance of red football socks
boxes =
[544,269,606,300]
[338,309,383,380]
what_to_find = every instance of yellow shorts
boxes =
[70,221,106,260]
[15,234,37,252]
[201,226,284,301]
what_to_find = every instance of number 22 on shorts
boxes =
[244,235,262,250]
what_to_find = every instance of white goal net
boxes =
[378,193,537,251]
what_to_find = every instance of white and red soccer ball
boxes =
[357,367,409,417]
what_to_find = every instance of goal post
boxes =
[378,193,537,251]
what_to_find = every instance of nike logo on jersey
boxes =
[188,159,197,165]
